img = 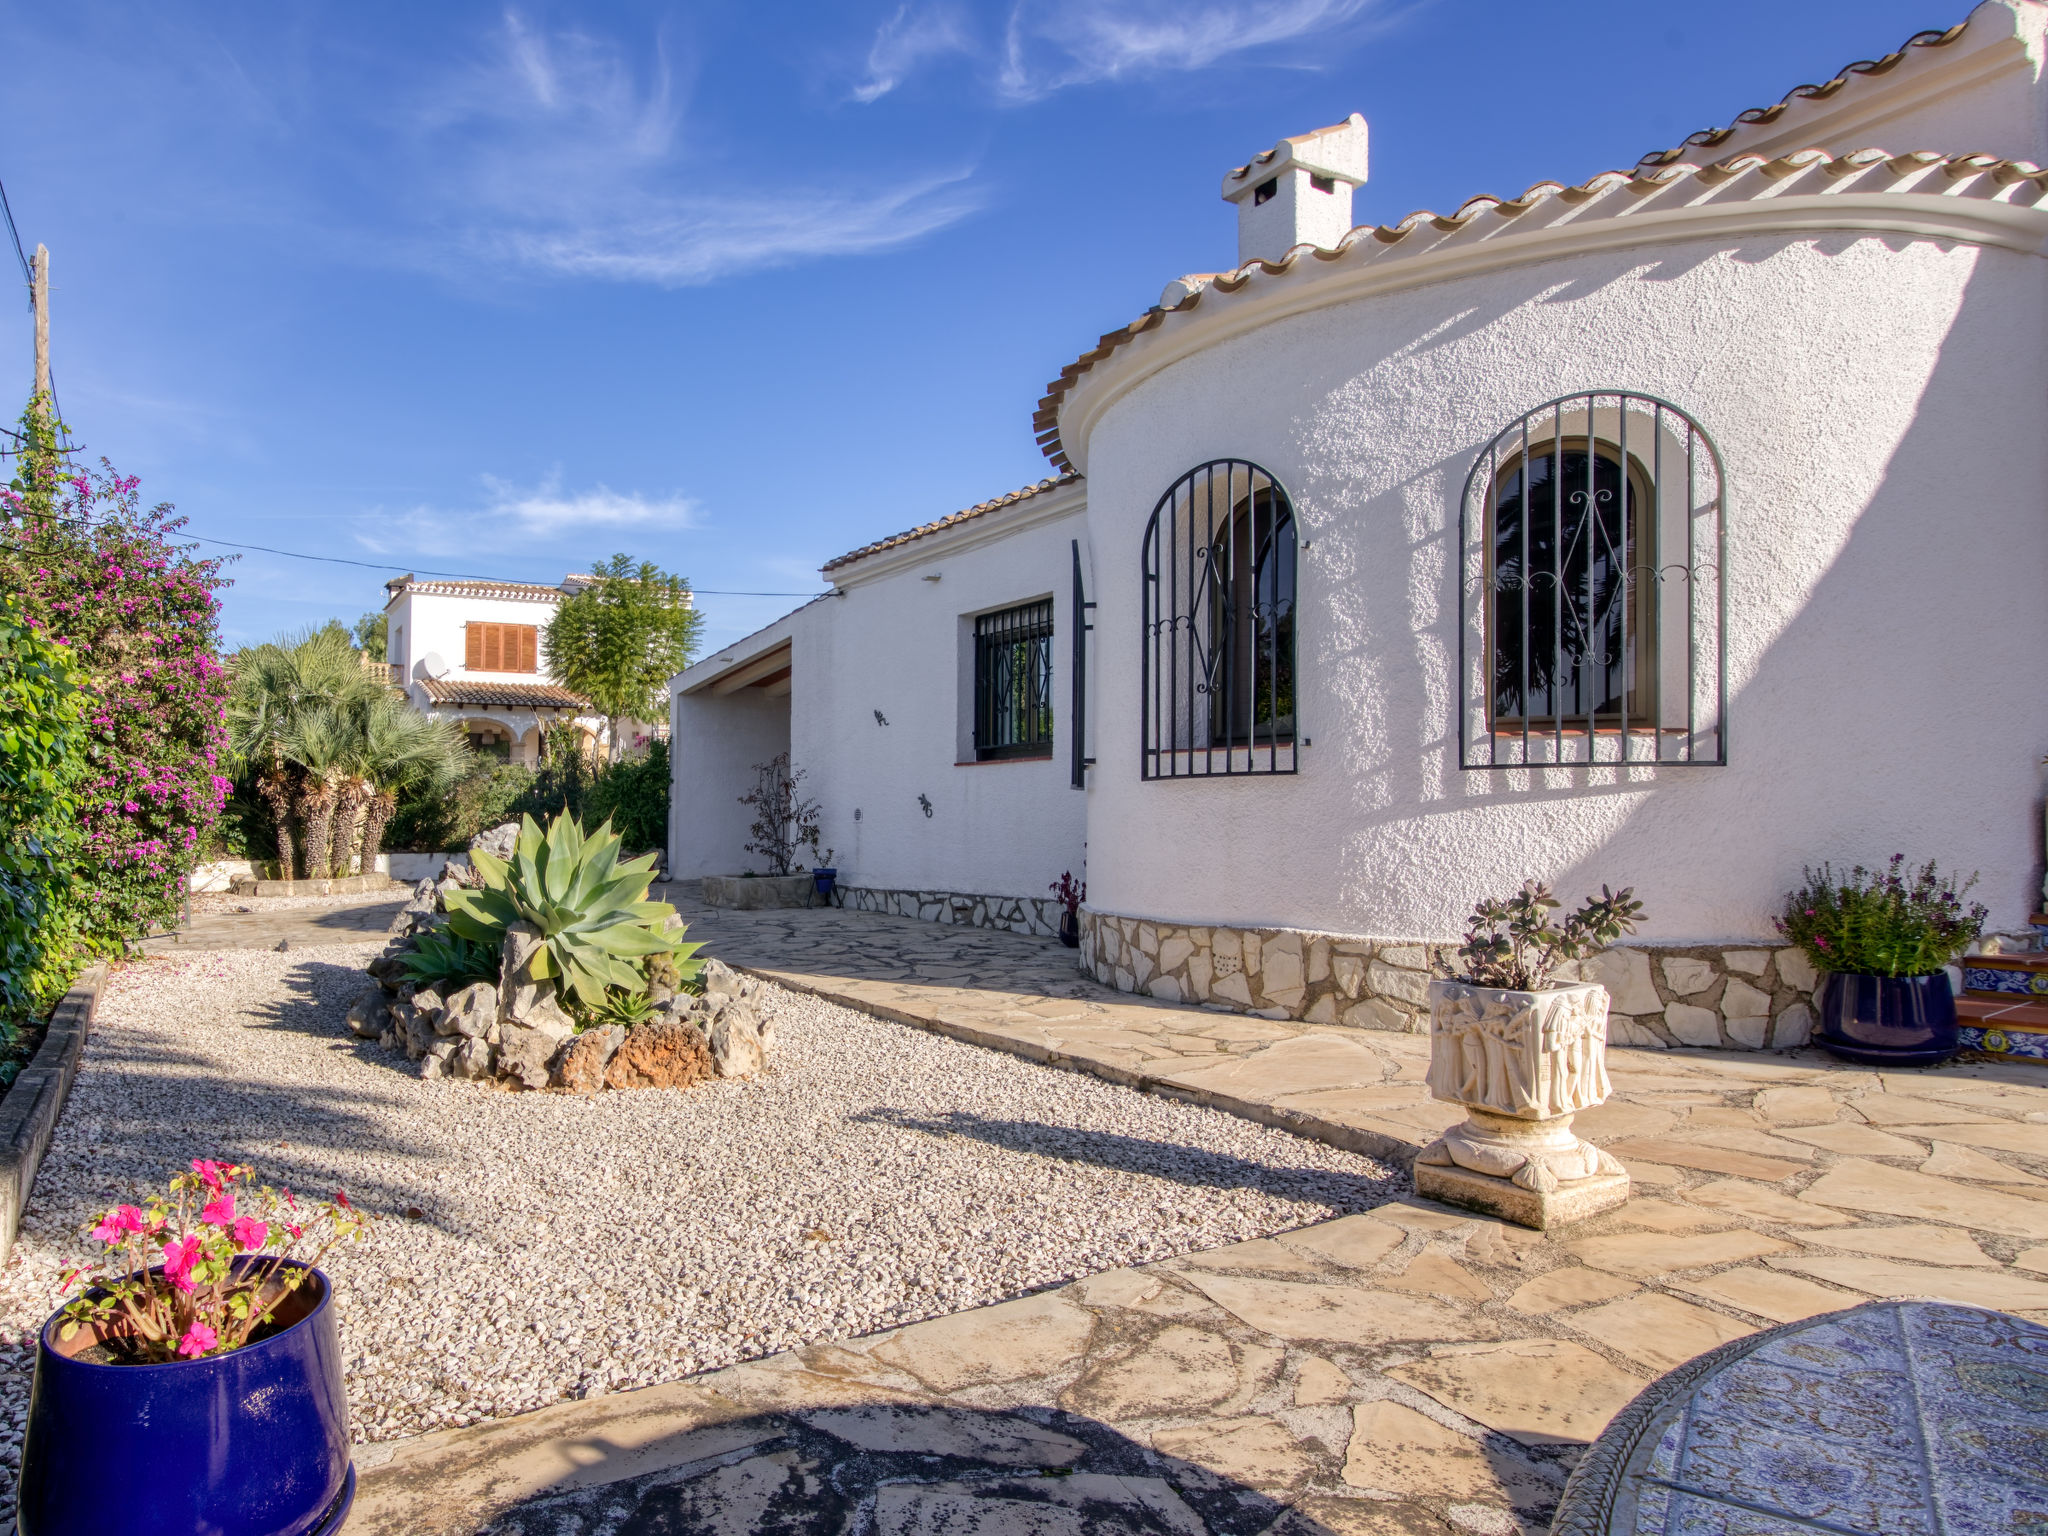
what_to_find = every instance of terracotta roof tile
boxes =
[420,679,591,710]
[1031,144,2048,470]
[1635,22,1971,169]
[822,474,1080,573]
[385,575,570,603]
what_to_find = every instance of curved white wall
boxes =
[1077,231,2048,941]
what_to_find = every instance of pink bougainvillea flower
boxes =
[199,1194,235,1228]
[161,1236,202,1293]
[91,1206,146,1244]
[176,1323,218,1359]
[231,1217,268,1252]
[284,1221,303,1240]
[281,1188,297,1211]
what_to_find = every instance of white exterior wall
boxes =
[1073,232,2048,942]
[670,687,792,878]
[796,501,1089,904]
[387,589,563,695]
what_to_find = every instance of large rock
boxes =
[390,1001,440,1062]
[553,1026,625,1093]
[470,821,521,862]
[419,1039,459,1080]
[710,1005,764,1079]
[412,984,446,1019]
[499,924,576,1034]
[606,1020,713,1090]
[345,989,389,1039]
[438,982,497,1039]
[703,959,744,999]
[498,1015,574,1089]
[448,1036,495,1080]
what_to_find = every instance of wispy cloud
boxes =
[998,0,1388,100]
[415,12,981,285]
[852,3,976,102]
[350,471,700,561]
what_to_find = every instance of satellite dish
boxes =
[421,651,450,680]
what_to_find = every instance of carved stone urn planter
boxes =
[1416,977,1630,1230]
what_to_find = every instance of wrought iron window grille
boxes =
[1141,459,1299,779]
[1070,540,1096,790]
[1457,391,1726,771]
[973,598,1055,761]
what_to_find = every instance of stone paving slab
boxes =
[139,896,405,953]
[345,893,2048,1535]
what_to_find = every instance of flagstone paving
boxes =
[346,894,2048,1535]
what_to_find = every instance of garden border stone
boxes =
[0,960,108,1264]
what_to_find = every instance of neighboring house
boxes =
[385,573,660,764]
[674,2,2048,1054]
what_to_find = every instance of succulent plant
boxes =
[443,812,704,1007]
[397,930,500,990]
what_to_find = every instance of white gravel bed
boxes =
[189,890,405,914]
[0,943,1396,1497]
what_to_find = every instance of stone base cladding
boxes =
[1077,909,1830,1051]
[835,885,1063,940]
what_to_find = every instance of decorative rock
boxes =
[497,1016,573,1090]
[710,1006,765,1079]
[553,1026,625,1093]
[499,924,576,1036]
[447,1036,495,1080]
[469,821,520,862]
[419,1039,458,1080]
[703,959,744,998]
[412,984,446,1019]
[606,1020,714,1090]
[438,982,497,1039]
[1415,978,1629,1230]
[346,989,389,1039]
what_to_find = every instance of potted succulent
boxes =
[1416,883,1644,1224]
[1776,855,1985,1067]
[1050,872,1085,949]
[20,1161,371,1536]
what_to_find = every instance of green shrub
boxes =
[444,812,700,1006]
[0,594,86,1035]
[385,755,534,852]
[506,736,669,855]
[1776,856,1986,977]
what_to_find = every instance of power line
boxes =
[0,178,30,288]
[175,531,829,597]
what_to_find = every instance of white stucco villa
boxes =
[384,573,664,764]
[673,1,2048,1060]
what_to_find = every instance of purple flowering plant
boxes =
[57,1161,370,1365]
[1775,855,1986,977]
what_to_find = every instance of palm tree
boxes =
[227,628,382,878]
[345,694,463,876]
[284,706,353,880]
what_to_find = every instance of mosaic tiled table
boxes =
[1552,1300,2048,1536]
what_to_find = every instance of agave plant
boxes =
[443,812,702,1007]
[398,930,500,990]
[578,988,658,1030]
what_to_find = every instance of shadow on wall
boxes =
[849,1107,1396,1208]
[1294,231,2043,931]
[361,1400,1416,1535]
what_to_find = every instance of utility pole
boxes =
[30,243,48,415]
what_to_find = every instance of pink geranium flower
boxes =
[199,1194,235,1228]
[191,1160,229,1193]
[161,1236,202,1293]
[91,1206,146,1244]
[176,1323,217,1358]
[231,1217,268,1252]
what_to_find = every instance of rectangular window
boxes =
[974,599,1054,761]
[465,622,538,673]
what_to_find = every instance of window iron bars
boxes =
[1457,392,1726,770]
[1142,459,1299,779]
[974,598,1055,761]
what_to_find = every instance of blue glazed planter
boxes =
[812,867,837,898]
[1816,970,1959,1067]
[17,1259,354,1536]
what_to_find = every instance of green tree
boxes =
[352,611,387,663]
[543,554,701,759]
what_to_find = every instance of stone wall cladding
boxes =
[837,885,1063,940]
[1078,909,1825,1051]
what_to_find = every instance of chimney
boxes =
[1221,113,1368,268]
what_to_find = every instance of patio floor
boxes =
[342,893,2048,1536]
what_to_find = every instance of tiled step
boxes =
[1962,955,2048,1002]
[1957,995,2048,1031]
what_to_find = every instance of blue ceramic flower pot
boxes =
[1816,970,1959,1067]
[813,867,837,898]
[17,1259,354,1536]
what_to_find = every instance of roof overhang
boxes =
[674,599,822,698]
[826,476,1087,588]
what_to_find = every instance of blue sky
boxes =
[0,0,1947,653]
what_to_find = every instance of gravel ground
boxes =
[0,942,1397,1503]
[189,890,405,914]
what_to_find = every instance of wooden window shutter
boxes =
[465,624,482,669]
[485,624,504,671]
[516,625,537,672]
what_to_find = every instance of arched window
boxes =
[1458,393,1725,769]
[1142,460,1298,778]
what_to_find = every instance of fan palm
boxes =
[348,694,464,876]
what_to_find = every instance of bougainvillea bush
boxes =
[0,396,231,959]
[57,1160,369,1364]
